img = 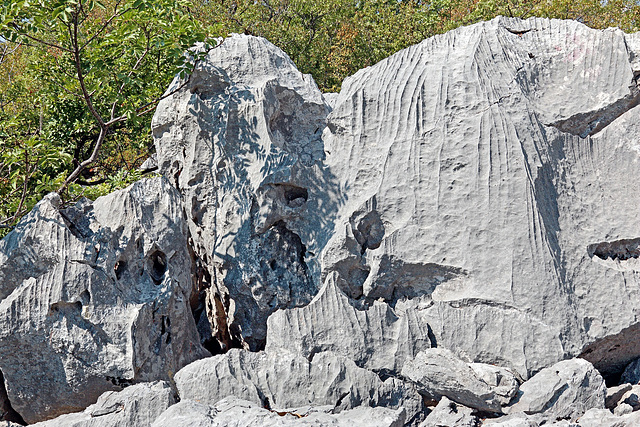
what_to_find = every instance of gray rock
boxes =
[420,397,478,427]
[401,348,507,412]
[0,178,207,423]
[506,358,606,421]
[614,403,634,416]
[318,15,640,379]
[481,412,542,426]
[606,384,633,409]
[469,363,520,406]
[31,381,175,427]
[152,33,338,351]
[578,407,640,427]
[174,348,424,423]
[266,272,432,373]
[152,397,406,427]
[621,358,640,384]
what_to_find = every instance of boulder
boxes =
[0,178,207,423]
[401,348,513,412]
[174,348,424,423]
[152,33,336,351]
[419,397,478,427]
[30,381,174,427]
[152,397,406,427]
[506,358,606,421]
[266,272,432,373]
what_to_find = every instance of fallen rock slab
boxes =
[401,348,516,412]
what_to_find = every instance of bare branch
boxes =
[59,125,107,191]
[9,23,73,52]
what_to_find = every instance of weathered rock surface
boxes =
[152,33,337,352]
[401,348,516,413]
[0,178,207,423]
[174,348,424,423]
[266,272,432,373]
[319,16,640,379]
[420,397,478,427]
[31,381,174,427]
[506,358,606,421]
[152,397,406,427]
[578,407,640,427]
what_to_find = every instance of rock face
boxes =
[266,272,433,373]
[152,34,336,352]
[319,16,640,379]
[0,178,207,423]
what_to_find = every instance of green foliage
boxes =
[0,0,211,234]
[2,0,640,236]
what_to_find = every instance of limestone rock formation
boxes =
[31,381,175,427]
[4,13,640,426]
[266,272,433,373]
[152,397,407,427]
[319,16,640,380]
[0,178,207,423]
[152,34,336,352]
[173,348,424,424]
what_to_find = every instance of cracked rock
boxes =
[0,178,207,423]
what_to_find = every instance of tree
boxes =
[0,0,212,233]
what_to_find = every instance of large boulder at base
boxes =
[401,348,517,413]
[31,381,174,427]
[173,348,424,424]
[151,33,337,351]
[318,16,640,379]
[151,397,407,427]
[506,358,606,421]
[265,272,433,373]
[0,178,207,423]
